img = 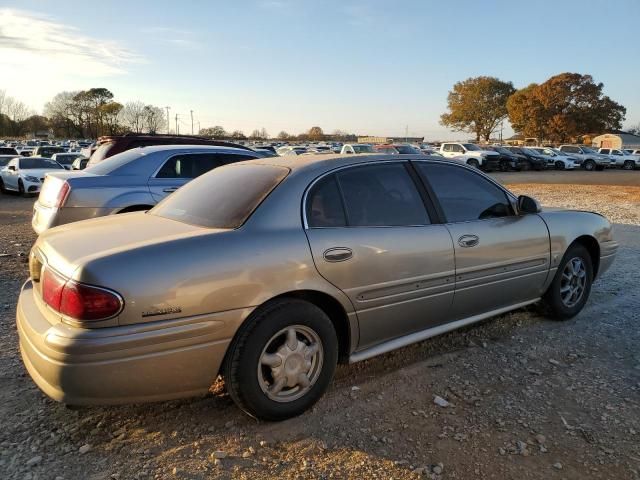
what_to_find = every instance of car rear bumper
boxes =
[17,280,250,405]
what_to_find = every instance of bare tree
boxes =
[120,101,147,133]
[143,105,165,133]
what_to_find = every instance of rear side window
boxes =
[306,176,347,227]
[417,163,513,223]
[156,153,256,179]
[316,163,430,227]
[151,164,289,229]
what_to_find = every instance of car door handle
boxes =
[323,247,353,262]
[458,235,479,248]
[162,187,179,193]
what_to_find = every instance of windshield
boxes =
[20,158,63,169]
[462,143,481,151]
[0,157,12,167]
[494,147,509,154]
[151,164,289,228]
[85,149,147,175]
[352,145,374,153]
[581,147,597,154]
[54,155,75,165]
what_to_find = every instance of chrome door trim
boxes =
[348,298,539,363]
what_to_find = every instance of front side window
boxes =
[335,163,429,227]
[600,149,610,154]
[416,163,513,223]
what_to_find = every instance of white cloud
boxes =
[0,8,142,77]
[141,27,200,50]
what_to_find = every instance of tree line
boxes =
[440,73,627,143]
[0,88,166,139]
[198,125,357,142]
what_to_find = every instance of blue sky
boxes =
[1,0,638,140]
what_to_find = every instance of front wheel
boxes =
[539,244,593,320]
[0,178,6,194]
[467,158,480,169]
[583,160,596,171]
[554,161,565,170]
[18,179,29,197]
[623,160,635,170]
[223,299,338,421]
[499,160,510,172]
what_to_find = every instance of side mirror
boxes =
[518,195,541,214]
[8,165,15,171]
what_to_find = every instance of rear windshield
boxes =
[151,164,289,228]
[85,148,147,175]
[89,142,115,164]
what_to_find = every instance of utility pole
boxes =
[175,114,179,135]
[165,106,170,134]
[405,125,408,143]
[190,110,194,135]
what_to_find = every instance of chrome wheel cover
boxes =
[258,325,323,403]
[560,257,587,308]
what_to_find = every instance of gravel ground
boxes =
[1,181,639,480]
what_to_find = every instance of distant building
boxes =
[358,136,424,144]
[503,134,540,146]
[591,132,640,150]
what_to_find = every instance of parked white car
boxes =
[557,145,611,170]
[0,156,65,196]
[529,147,578,170]
[340,144,375,154]
[597,148,640,170]
[439,143,500,170]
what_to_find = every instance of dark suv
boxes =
[87,134,256,168]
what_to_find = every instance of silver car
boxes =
[32,145,263,233]
[17,154,617,420]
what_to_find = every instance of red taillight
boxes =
[42,267,122,321]
[56,181,70,208]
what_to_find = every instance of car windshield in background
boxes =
[20,158,63,169]
[85,149,147,175]
[353,145,374,153]
[151,164,289,229]
[582,147,598,154]
[55,156,75,165]
[462,144,481,151]
[0,157,13,167]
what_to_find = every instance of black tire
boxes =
[223,299,338,421]
[467,158,480,169]
[18,179,29,198]
[623,160,635,171]
[583,160,596,171]
[539,244,593,320]
[0,178,6,194]
[554,161,565,170]
[499,160,510,172]
[521,160,531,171]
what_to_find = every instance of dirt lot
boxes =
[1,177,639,480]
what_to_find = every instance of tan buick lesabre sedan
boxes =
[17,154,618,420]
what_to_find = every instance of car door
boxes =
[414,161,550,320]
[304,162,455,350]
[148,152,257,202]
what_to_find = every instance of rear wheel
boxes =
[583,160,596,171]
[499,159,510,172]
[554,161,565,170]
[223,299,338,421]
[539,244,593,320]
[467,158,480,169]
[623,160,635,170]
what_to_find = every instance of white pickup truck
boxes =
[558,145,612,171]
[439,143,500,170]
[597,148,640,170]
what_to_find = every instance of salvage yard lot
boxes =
[1,171,639,480]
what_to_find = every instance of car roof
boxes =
[248,153,442,174]
[125,144,258,155]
